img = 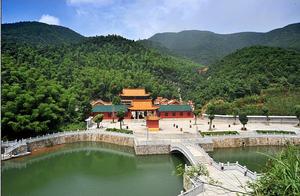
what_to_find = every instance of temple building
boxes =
[120,88,150,105]
[91,88,193,120]
[128,99,159,119]
[158,105,192,118]
[91,105,131,120]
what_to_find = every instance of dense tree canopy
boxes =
[145,23,300,65]
[2,22,300,139]
[193,46,300,105]
[1,34,201,139]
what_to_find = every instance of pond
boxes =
[209,145,288,172]
[2,142,184,196]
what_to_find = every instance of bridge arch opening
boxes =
[170,150,192,165]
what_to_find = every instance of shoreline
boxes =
[3,129,300,161]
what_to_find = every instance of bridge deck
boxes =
[171,143,253,195]
[200,165,252,195]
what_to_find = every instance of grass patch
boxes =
[200,131,239,136]
[60,122,86,131]
[256,130,296,135]
[105,128,133,134]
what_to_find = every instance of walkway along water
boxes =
[2,129,300,195]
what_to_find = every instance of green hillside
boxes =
[205,88,300,116]
[146,23,300,65]
[2,22,300,139]
[193,46,300,104]
[2,22,84,46]
[1,32,202,139]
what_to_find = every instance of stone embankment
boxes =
[2,130,300,159]
[2,130,134,160]
[203,134,300,150]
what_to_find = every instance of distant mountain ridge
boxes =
[2,21,85,45]
[146,23,300,65]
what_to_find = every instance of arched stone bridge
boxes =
[170,143,209,165]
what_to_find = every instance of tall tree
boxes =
[239,112,248,130]
[262,106,270,125]
[231,107,239,125]
[117,110,125,130]
[193,109,201,125]
[93,114,104,128]
[206,104,216,131]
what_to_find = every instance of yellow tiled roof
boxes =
[129,99,159,111]
[146,116,160,120]
[120,88,150,96]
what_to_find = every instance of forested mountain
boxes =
[2,22,84,46]
[193,46,300,102]
[1,33,202,139]
[2,22,300,140]
[146,23,300,65]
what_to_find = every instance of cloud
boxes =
[39,14,60,25]
[65,0,300,40]
[66,0,113,6]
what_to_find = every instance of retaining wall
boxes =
[211,136,300,148]
[10,132,134,156]
[134,143,170,155]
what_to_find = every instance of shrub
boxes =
[60,122,86,131]
[105,128,133,134]
[256,130,296,135]
[249,145,300,195]
[200,131,239,136]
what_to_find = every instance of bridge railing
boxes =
[179,176,204,196]
[209,160,258,180]
[1,129,134,156]
[189,143,259,180]
[178,165,205,196]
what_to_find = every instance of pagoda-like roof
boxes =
[120,88,150,97]
[129,99,159,111]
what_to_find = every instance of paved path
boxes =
[171,142,254,196]
[200,166,251,196]
[97,118,300,139]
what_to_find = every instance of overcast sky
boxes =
[3,0,300,40]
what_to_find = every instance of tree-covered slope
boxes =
[2,22,300,139]
[193,46,300,103]
[146,23,300,65]
[2,22,84,46]
[1,35,202,139]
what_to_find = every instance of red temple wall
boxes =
[92,112,131,120]
[158,111,192,118]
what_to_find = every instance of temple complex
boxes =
[91,88,193,124]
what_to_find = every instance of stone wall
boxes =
[12,144,28,155]
[134,144,170,155]
[24,133,134,152]
[212,137,300,148]
[199,143,214,152]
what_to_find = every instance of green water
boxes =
[2,142,184,196]
[209,146,287,172]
